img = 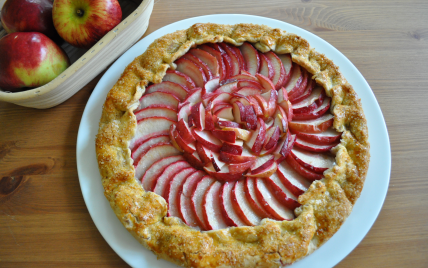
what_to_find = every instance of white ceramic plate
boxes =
[77,14,391,268]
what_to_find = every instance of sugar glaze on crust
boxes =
[96,23,370,267]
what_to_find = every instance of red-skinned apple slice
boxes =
[252,94,269,117]
[244,177,272,218]
[277,54,293,87]
[182,88,202,106]
[210,43,233,79]
[169,124,183,152]
[255,178,294,221]
[204,163,243,181]
[228,44,246,70]
[255,73,275,93]
[217,119,241,129]
[214,80,238,94]
[283,63,303,96]
[290,76,315,104]
[239,42,260,75]
[191,176,215,230]
[141,155,184,191]
[264,126,281,150]
[203,92,232,107]
[230,73,259,83]
[214,106,234,121]
[137,91,180,111]
[192,129,222,152]
[211,151,226,171]
[232,180,263,226]
[248,155,276,175]
[183,151,205,170]
[134,143,181,183]
[292,87,324,114]
[212,103,232,114]
[245,117,267,155]
[290,148,334,174]
[171,127,196,154]
[276,134,297,162]
[130,117,175,150]
[235,87,262,96]
[203,181,229,230]
[177,103,191,123]
[277,161,310,197]
[273,106,288,132]
[278,99,293,122]
[247,163,278,180]
[220,139,244,155]
[178,170,205,228]
[292,127,342,145]
[287,67,308,99]
[131,134,170,164]
[135,106,177,122]
[294,137,339,153]
[293,97,331,120]
[175,58,207,88]
[204,102,215,131]
[289,114,334,133]
[202,78,220,96]
[219,151,256,163]
[146,81,189,101]
[218,43,241,76]
[176,118,195,143]
[264,51,286,89]
[278,87,289,104]
[261,89,278,118]
[220,182,247,226]
[162,70,196,90]
[182,53,213,81]
[166,167,197,218]
[191,102,206,131]
[243,105,257,130]
[229,160,255,174]
[247,96,263,117]
[237,80,263,90]
[259,53,274,81]
[232,101,246,123]
[265,174,300,210]
[198,44,227,80]
[285,154,323,181]
[153,160,192,197]
[212,129,236,143]
[195,142,212,165]
[189,48,220,77]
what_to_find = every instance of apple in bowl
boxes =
[52,0,122,49]
[0,32,70,92]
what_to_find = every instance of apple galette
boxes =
[96,23,370,267]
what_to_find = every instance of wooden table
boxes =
[1,0,427,267]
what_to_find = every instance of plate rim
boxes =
[76,14,391,268]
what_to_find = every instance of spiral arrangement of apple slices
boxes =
[129,42,341,231]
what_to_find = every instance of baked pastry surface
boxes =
[96,23,370,267]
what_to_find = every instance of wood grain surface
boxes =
[1,0,428,267]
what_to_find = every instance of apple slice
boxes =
[153,161,191,197]
[203,92,232,107]
[292,127,342,145]
[166,167,197,218]
[134,143,181,181]
[245,118,267,155]
[285,154,323,181]
[203,181,229,230]
[229,160,255,174]
[131,134,170,163]
[235,87,262,96]
[195,142,212,165]
[135,106,177,122]
[214,106,234,121]
[247,156,278,178]
[130,117,175,150]
[259,53,274,80]
[203,77,220,96]
[265,174,300,210]
[293,97,331,120]
[198,44,227,80]
[191,175,215,230]
[279,99,293,122]
[212,129,236,143]
[275,133,296,162]
[146,81,189,101]
[230,73,259,83]
[294,137,339,153]
[176,119,195,143]
[169,124,183,152]
[141,155,184,191]
[292,87,324,114]
[220,182,247,226]
[178,170,206,228]
[220,139,244,155]
[261,89,278,118]
[232,180,263,226]
[175,58,206,88]
[177,103,191,123]
[204,163,243,181]
[182,53,213,81]
[232,100,246,123]
[277,161,310,197]
[289,114,334,133]
[171,126,196,154]
[243,105,257,130]
[189,48,220,78]
[287,67,308,98]
[214,80,238,94]
[247,96,263,117]
[244,177,272,218]
[290,148,335,174]
[290,76,315,104]
[191,102,206,131]
[192,129,222,152]
[277,54,293,87]
[212,103,232,114]
[277,87,289,104]
[264,51,286,89]
[219,151,255,163]
[183,151,205,170]
[237,80,263,90]
[218,43,241,76]
[283,63,303,96]
[182,88,202,106]
[137,91,180,111]
[211,151,226,171]
[255,73,275,93]
[217,119,241,129]
[162,69,196,90]
[204,103,215,131]
[239,42,260,75]
[228,44,246,70]
[255,178,295,221]
[264,126,281,150]
[210,43,233,79]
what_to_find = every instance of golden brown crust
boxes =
[95,23,370,267]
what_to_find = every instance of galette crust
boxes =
[96,23,370,267]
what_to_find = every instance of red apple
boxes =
[52,0,122,48]
[0,32,69,91]
[1,0,60,42]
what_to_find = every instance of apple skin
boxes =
[0,32,70,92]
[1,0,61,42]
[52,0,122,48]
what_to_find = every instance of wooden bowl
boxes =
[0,0,153,109]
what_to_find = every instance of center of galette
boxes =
[128,42,341,231]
